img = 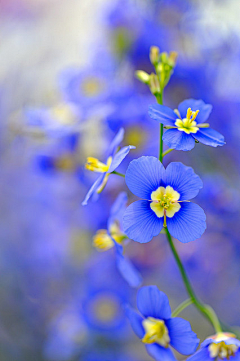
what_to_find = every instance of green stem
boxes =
[162,148,174,158]
[165,228,222,333]
[172,298,193,318]
[157,91,164,162]
[111,171,125,178]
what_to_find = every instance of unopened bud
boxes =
[149,73,161,95]
[150,46,160,65]
[169,51,178,67]
[135,70,150,84]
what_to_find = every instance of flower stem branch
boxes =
[162,148,174,158]
[157,91,164,162]
[172,298,193,318]
[165,228,222,333]
[111,171,125,178]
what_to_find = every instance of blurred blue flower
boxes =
[93,191,142,287]
[149,99,225,151]
[187,332,240,361]
[125,285,199,361]
[82,128,135,205]
[24,102,82,138]
[123,156,206,243]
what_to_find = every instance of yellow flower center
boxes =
[150,186,181,227]
[175,107,199,134]
[209,341,238,359]
[207,333,239,360]
[93,296,118,322]
[81,78,103,97]
[125,126,146,149]
[142,317,170,347]
[93,223,126,252]
[49,104,77,125]
[85,156,112,173]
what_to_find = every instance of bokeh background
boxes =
[1,0,240,360]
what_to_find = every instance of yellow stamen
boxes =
[142,317,170,347]
[174,107,201,134]
[85,156,112,173]
[150,186,181,226]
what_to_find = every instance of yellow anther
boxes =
[186,107,192,120]
[142,317,170,347]
[85,156,112,173]
[191,109,199,122]
[150,186,181,223]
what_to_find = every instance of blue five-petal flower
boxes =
[123,156,206,243]
[149,99,225,151]
[125,286,199,361]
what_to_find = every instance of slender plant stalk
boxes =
[162,148,174,158]
[157,91,164,162]
[111,170,125,177]
[171,298,193,318]
[165,228,222,333]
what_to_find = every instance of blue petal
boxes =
[108,192,128,231]
[137,286,171,319]
[167,202,206,243]
[187,348,211,361]
[108,145,136,173]
[148,104,177,125]
[146,344,177,361]
[194,128,225,147]
[82,173,105,206]
[116,253,142,288]
[164,162,203,200]
[178,99,212,124]
[124,305,144,339]
[108,127,125,155]
[123,200,163,244]
[166,317,199,355]
[125,156,165,199]
[163,129,196,151]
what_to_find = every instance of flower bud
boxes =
[150,46,160,65]
[149,73,161,96]
[135,70,150,84]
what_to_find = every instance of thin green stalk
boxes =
[157,91,164,162]
[162,148,174,158]
[172,298,193,318]
[111,170,125,178]
[165,228,222,333]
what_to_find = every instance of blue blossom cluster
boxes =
[1,0,240,361]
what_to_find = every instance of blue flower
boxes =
[123,156,206,243]
[93,192,142,287]
[187,332,240,361]
[82,128,135,205]
[125,285,199,361]
[149,99,225,151]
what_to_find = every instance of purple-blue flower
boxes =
[93,192,142,287]
[82,128,135,205]
[187,332,240,361]
[123,156,206,243]
[125,286,199,361]
[149,99,225,151]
